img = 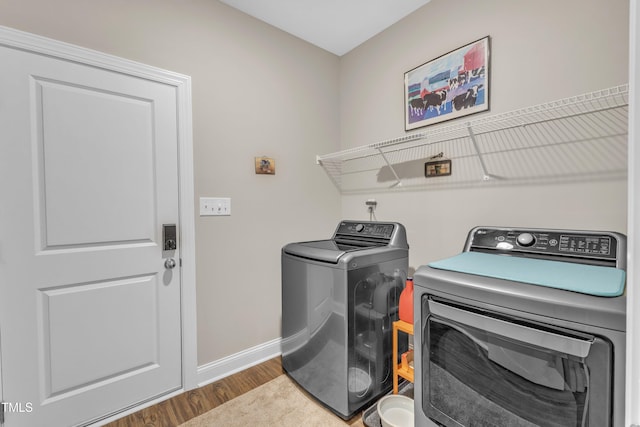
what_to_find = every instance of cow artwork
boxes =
[423,89,448,115]
[404,37,489,131]
[452,84,483,111]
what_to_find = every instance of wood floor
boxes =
[104,357,365,427]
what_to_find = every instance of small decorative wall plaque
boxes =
[255,157,275,174]
[425,159,452,177]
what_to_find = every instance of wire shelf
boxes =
[317,84,629,194]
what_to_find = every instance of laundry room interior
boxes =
[1,0,639,426]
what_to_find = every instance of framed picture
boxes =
[255,157,275,174]
[405,36,489,131]
[425,159,452,177]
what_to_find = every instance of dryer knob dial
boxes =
[355,224,365,232]
[517,232,536,247]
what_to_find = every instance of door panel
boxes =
[0,37,182,426]
[40,275,158,399]
[35,78,156,248]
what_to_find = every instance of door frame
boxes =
[628,2,640,425]
[0,23,198,410]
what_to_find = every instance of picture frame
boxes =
[255,156,275,174]
[405,36,490,131]
[425,159,452,177]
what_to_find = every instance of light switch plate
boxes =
[200,197,231,216]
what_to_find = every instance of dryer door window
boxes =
[421,298,612,427]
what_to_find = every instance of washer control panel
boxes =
[336,221,395,239]
[469,227,620,261]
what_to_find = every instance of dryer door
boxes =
[420,297,613,427]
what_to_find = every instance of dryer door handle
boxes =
[429,299,594,358]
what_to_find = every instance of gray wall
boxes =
[0,0,342,366]
[338,0,630,270]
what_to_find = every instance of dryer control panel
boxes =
[467,227,626,268]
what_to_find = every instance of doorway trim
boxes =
[0,23,197,404]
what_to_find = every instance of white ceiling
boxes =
[218,0,431,56]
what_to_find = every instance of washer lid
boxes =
[283,239,381,263]
[429,252,626,297]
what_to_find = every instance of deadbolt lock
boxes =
[163,224,177,251]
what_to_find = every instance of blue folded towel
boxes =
[428,252,625,297]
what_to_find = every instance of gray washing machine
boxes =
[413,226,627,427]
[281,220,409,419]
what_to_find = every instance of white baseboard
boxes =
[196,337,282,388]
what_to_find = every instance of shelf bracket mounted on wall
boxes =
[377,148,402,188]
[467,123,499,181]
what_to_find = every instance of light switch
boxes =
[200,197,231,216]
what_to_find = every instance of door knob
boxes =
[164,258,177,269]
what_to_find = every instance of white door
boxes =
[0,34,183,426]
